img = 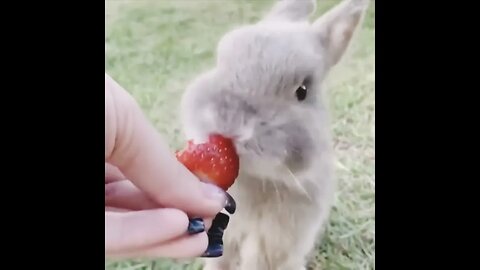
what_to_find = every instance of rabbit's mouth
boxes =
[234,136,289,169]
[231,119,316,176]
[236,148,289,181]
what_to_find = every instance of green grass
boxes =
[105,0,375,269]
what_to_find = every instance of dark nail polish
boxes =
[187,218,205,234]
[200,213,229,258]
[210,213,230,231]
[207,227,224,240]
[207,213,229,241]
[201,241,224,257]
[224,193,236,214]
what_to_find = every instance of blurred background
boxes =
[105,0,374,269]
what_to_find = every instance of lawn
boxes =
[105,0,375,269]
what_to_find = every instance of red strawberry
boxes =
[176,134,239,191]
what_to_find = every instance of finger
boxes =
[204,218,213,231]
[105,180,160,210]
[105,163,126,183]
[107,232,208,259]
[105,207,129,212]
[105,180,214,228]
[105,74,227,217]
[105,208,189,254]
[105,180,213,229]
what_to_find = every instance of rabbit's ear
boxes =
[262,0,316,22]
[312,0,369,67]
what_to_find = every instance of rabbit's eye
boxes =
[296,85,307,101]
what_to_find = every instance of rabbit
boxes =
[179,0,370,269]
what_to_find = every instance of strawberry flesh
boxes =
[176,134,239,191]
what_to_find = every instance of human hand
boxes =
[105,74,233,259]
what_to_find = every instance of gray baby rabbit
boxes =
[180,0,369,269]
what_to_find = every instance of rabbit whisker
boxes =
[285,164,311,201]
[271,176,282,204]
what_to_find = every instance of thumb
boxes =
[105,74,227,217]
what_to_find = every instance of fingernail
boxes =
[225,193,236,214]
[201,241,223,257]
[201,213,229,258]
[207,227,224,240]
[209,213,230,231]
[203,183,227,206]
[187,218,205,235]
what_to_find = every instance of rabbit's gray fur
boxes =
[180,0,369,269]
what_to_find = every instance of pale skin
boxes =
[105,73,227,259]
